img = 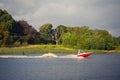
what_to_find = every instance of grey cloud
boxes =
[0,0,120,37]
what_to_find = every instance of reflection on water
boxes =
[0,54,120,80]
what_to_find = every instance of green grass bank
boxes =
[0,45,120,54]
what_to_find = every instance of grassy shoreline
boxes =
[0,45,120,54]
[0,45,76,54]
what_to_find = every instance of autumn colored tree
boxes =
[0,9,40,46]
[18,20,40,44]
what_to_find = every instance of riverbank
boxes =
[0,45,120,54]
[0,45,76,54]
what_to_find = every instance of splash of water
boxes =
[41,53,84,59]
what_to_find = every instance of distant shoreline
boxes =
[0,45,120,54]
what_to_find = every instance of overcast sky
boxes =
[0,0,120,37]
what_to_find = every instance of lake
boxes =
[0,54,120,80]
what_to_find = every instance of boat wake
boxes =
[0,53,85,59]
[41,53,58,58]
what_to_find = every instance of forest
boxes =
[0,9,120,50]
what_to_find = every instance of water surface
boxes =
[0,54,120,80]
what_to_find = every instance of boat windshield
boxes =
[78,50,85,54]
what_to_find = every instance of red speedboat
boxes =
[77,50,92,57]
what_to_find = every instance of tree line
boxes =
[0,9,120,50]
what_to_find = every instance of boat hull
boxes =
[77,52,92,57]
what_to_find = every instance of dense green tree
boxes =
[0,9,15,46]
[62,26,88,49]
[62,32,77,48]
[54,25,67,45]
[0,23,10,47]
[66,26,89,34]
[62,26,115,50]
[114,36,120,46]
[39,23,53,44]
[0,9,16,33]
